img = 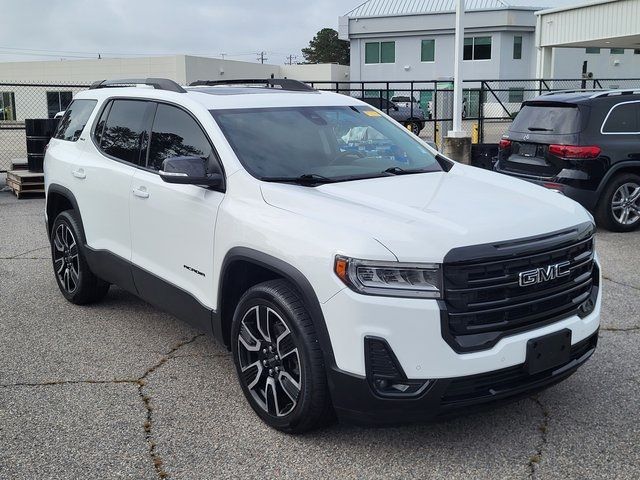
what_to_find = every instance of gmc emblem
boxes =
[518,261,571,287]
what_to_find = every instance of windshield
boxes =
[510,103,583,135]
[210,106,441,183]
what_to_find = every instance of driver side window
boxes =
[148,104,220,173]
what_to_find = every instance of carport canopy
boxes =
[535,0,640,77]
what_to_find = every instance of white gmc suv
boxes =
[45,78,601,433]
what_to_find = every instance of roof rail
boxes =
[589,89,640,98]
[539,89,604,96]
[89,78,186,93]
[188,78,315,92]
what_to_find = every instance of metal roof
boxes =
[344,0,541,17]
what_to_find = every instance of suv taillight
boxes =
[549,144,601,159]
[499,139,512,150]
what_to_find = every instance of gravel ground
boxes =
[1,192,638,480]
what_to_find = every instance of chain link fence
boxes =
[2,78,640,172]
[0,82,89,171]
[309,78,640,147]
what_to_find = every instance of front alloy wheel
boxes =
[237,305,302,417]
[231,280,332,432]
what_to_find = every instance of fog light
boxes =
[366,337,431,397]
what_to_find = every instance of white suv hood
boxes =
[260,164,593,263]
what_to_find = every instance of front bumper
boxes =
[327,330,597,425]
[321,262,601,424]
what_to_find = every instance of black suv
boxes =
[495,90,640,231]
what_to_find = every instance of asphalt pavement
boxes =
[1,188,638,479]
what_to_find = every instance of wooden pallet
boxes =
[6,170,45,199]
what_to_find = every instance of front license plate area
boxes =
[525,329,572,375]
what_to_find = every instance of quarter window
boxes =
[602,103,639,133]
[148,104,218,173]
[98,100,151,165]
[421,39,435,62]
[464,36,491,60]
[54,99,97,142]
[46,91,73,119]
[513,36,522,60]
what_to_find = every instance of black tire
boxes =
[231,279,332,433]
[594,173,640,232]
[406,120,422,135]
[50,210,110,304]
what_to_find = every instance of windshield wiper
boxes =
[383,166,433,175]
[260,173,336,185]
[528,127,553,132]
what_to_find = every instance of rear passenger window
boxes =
[54,99,97,142]
[99,100,151,164]
[148,104,218,172]
[603,103,639,133]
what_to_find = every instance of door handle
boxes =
[72,168,86,179]
[132,186,150,199]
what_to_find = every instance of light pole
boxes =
[444,0,472,164]
[449,0,465,138]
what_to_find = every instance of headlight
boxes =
[334,256,442,298]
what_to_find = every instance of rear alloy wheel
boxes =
[596,174,640,232]
[50,210,110,304]
[231,280,332,433]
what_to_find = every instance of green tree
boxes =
[302,28,350,65]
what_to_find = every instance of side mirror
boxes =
[159,156,223,188]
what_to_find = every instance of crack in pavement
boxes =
[528,395,550,479]
[0,333,205,480]
[136,333,205,479]
[600,326,640,332]
[602,275,640,292]
[0,245,50,260]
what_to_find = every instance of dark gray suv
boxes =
[495,89,640,232]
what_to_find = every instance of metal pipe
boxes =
[449,0,465,137]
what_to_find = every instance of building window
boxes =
[365,41,395,64]
[464,36,491,60]
[421,39,435,62]
[610,48,625,54]
[0,92,16,121]
[513,36,522,59]
[585,47,601,54]
[635,49,640,54]
[46,91,73,119]
[380,41,395,63]
[508,88,525,104]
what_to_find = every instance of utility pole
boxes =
[257,51,267,64]
[220,53,226,60]
[285,54,298,65]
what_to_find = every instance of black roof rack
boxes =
[188,78,315,92]
[89,78,186,93]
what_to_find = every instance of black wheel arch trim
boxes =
[46,184,85,240]
[218,247,338,369]
[596,160,640,196]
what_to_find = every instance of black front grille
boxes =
[441,331,598,405]
[442,223,597,352]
